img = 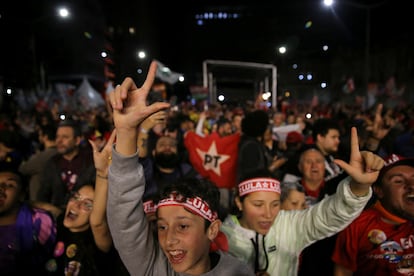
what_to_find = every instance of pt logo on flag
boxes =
[184,131,240,189]
[196,141,230,175]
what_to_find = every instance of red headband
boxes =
[143,200,156,215]
[156,192,218,222]
[238,177,281,197]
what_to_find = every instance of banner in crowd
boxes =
[184,131,240,189]
[272,124,301,142]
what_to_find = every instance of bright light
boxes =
[6,88,12,95]
[321,82,327,88]
[218,94,225,102]
[60,114,66,120]
[58,7,70,18]
[101,51,107,58]
[323,0,334,7]
[178,76,185,82]
[129,27,135,34]
[298,74,304,80]
[284,91,290,97]
[262,91,271,101]
[137,51,146,59]
[196,12,240,21]
[322,45,329,51]
[292,64,298,69]
[137,68,143,74]
[307,73,313,80]
[306,113,312,119]
[278,46,287,54]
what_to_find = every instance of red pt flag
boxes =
[184,132,240,189]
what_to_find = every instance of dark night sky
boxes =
[113,0,411,73]
[0,0,412,90]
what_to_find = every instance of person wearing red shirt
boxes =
[332,154,414,276]
[298,148,326,206]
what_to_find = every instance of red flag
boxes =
[209,231,229,252]
[184,131,240,189]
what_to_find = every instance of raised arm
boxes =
[334,127,384,197]
[195,111,207,137]
[89,129,116,252]
[271,127,385,264]
[108,61,170,155]
[107,61,170,274]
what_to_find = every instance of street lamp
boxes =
[31,6,72,90]
[323,0,386,106]
[57,7,71,18]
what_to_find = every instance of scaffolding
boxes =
[202,60,277,108]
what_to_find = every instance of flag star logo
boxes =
[196,141,230,176]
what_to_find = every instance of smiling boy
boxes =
[107,61,254,276]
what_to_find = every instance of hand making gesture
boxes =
[88,128,117,252]
[108,61,170,155]
[109,61,170,132]
[89,128,117,177]
[334,127,384,196]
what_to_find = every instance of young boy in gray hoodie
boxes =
[106,61,254,276]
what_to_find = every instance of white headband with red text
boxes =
[143,200,156,215]
[238,177,281,197]
[156,192,218,222]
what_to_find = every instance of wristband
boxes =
[96,174,108,179]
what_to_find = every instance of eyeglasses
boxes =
[69,192,94,212]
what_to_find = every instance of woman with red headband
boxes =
[220,126,385,275]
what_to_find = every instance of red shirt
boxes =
[332,202,414,275]
[301,179,325,199]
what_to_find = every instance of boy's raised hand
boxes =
[109,61,170,132]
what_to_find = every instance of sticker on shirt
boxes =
[65,260,81,276]
[368,229,387,245]
[380,241,403,263]
[54,241,65,257]
[45,259,57,272]
[66,243,78,258]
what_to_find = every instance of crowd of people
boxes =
[0,60,413,275]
